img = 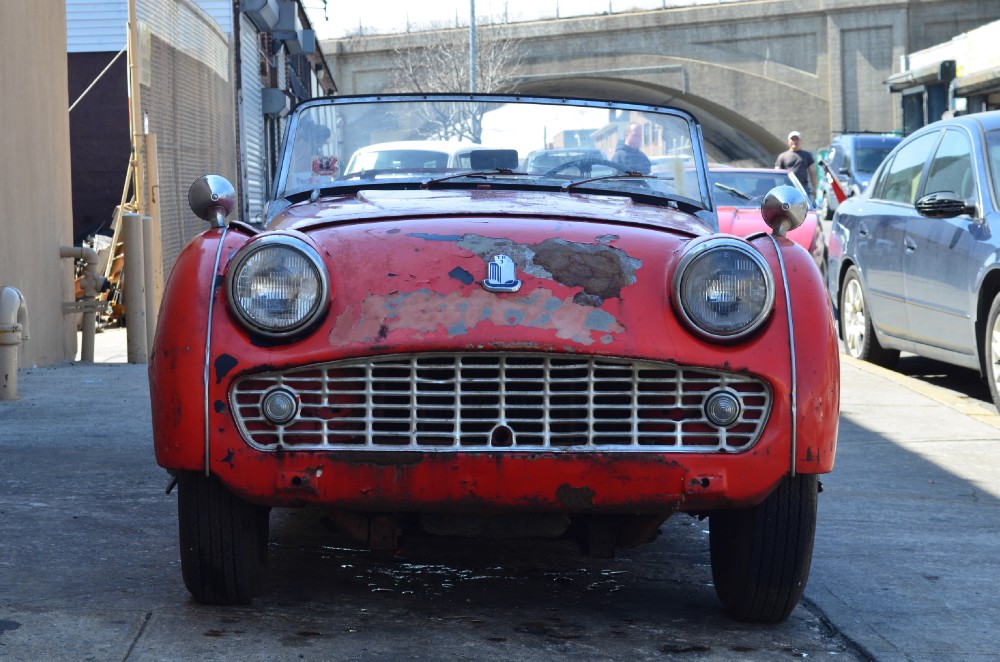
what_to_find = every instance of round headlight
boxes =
[674,237,774,340]
[227,236,329,337]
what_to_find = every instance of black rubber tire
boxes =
[839,266,899,367]
[177,472,270,605]
[709,474,819,623]
[983,293,1000,415]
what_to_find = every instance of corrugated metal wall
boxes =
[240,13,267,222]
[138,0,237,272]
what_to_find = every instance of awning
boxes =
[953,65,1000,97]
[886,60,956,92]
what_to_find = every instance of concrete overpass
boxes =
[323,0,1000,163]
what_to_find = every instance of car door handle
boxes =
[857,221,869,237]
[904,237,917,253]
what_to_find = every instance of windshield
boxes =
[709,169,813,209]
[854,145,898,174]
[275,95,710,209]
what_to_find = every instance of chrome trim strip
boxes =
[768,235,797,476]
[203,227,229,475]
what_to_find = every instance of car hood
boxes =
[268,188,713,238]
[716,206,819,249]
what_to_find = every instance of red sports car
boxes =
[710,166,828,277]
[150,94,839,622]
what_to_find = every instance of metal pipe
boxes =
[0,286,29,401]
[60,245,102,362]
[122,212,148,363]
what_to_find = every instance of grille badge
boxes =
[482,254,521,292]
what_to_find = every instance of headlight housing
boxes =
[673,237,774,340]
[226,235,329,338]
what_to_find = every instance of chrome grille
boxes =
[230,354,771,452]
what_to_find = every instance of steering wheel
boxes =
[543,158,631,177]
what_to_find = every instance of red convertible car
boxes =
[149,94,839,622]
[710,166,828,277]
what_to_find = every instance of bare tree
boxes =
[390,22,524,143]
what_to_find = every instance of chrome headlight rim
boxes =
[226,235,329,339]
[673,236,775,341]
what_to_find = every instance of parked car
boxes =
[710,166,827,277]
[150,94,839,622]
[818,133,902,219]
[343,140,518,176]
[828,110,1000,410]
[524,147,610,175]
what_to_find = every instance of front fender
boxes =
[149,227,251,471]
[752,235,840,474]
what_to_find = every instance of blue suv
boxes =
[818,133,901,219]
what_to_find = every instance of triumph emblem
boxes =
[482,254,521,293]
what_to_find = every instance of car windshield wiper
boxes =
[713,182,752,200]
[560,172,666,191]
[420,168,532,188]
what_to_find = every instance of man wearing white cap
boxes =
[775,130,818,199]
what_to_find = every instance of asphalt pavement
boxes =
[2,327,999,660]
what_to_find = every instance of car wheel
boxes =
[839,266,899,367]
[709,474,818,623]
[983,294,1000,414]
[177,472,270,605]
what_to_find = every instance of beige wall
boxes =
[0,0,77,367]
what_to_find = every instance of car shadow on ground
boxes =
[892,353,992,407]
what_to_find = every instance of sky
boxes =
[300,0,717,40]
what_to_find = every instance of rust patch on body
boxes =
[214,354,238,384]
[532,238,639,303]
[453,234,641,306]
[331,286,624,346]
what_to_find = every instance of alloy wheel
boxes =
[842,277,866,358]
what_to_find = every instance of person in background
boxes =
[775,130,818,199]
[612,122,651,175]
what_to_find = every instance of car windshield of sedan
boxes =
[709,169,811,208]
[275,95,709,209]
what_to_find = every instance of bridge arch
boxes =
[324,0,1000,163]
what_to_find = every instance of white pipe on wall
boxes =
[0,286,29,401]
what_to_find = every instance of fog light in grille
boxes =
[261,386,299,425]
[704,389,741,428]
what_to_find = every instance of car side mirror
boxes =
[188,175,236,228]
[760,185,807,237]
[915,191,974,219]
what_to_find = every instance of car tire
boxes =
[177,472,270,605]
[983,294,1000,414]
[709,474,819,623]
[839,266,899,367]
